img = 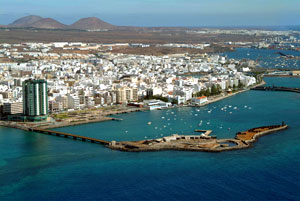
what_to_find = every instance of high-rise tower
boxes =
[22,79,48,121]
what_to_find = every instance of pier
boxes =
[251,86,300,93]
[29,128,110,145]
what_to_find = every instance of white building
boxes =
[192,96,208,105]
[143,100,172,110]
[67,95,80,109]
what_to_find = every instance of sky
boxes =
[0,0,300,27]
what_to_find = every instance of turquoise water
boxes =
[223,48,300,69]
[1,77,300,201]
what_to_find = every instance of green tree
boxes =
[238,81,245,89]
[211,84,218,95]
[205,88,210,96]
[171,99,178,105]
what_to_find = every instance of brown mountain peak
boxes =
[29,18,67,29]
[70,17,115,30]
[9,15,43,27]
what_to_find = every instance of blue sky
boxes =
[0,0,299,26]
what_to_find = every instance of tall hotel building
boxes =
[22,79,48,121]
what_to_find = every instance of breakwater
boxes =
[108,124,288,152]
[251,86,300,93]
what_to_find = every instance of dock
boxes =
[29,128,110,145]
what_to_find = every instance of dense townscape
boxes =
[0,41,260,118]
[0,27,299,121]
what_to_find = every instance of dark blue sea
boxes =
[1,77,300,201]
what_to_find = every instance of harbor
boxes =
[23,122,288,153]
[0,76,299,201]
[0,78,267,131]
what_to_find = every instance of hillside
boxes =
[9,15,43,27]
[29,18,68,29]
[9,15,67,29]
[70,17,115,30]
[8,15,116,30]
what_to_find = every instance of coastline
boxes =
[192,80,266,107]
[0,80,266,131]
[41,107,147,129]
[37,80,267,129]
[0,107,147,131]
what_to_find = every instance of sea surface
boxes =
[223,47,300,69]
[0,76,300,201]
